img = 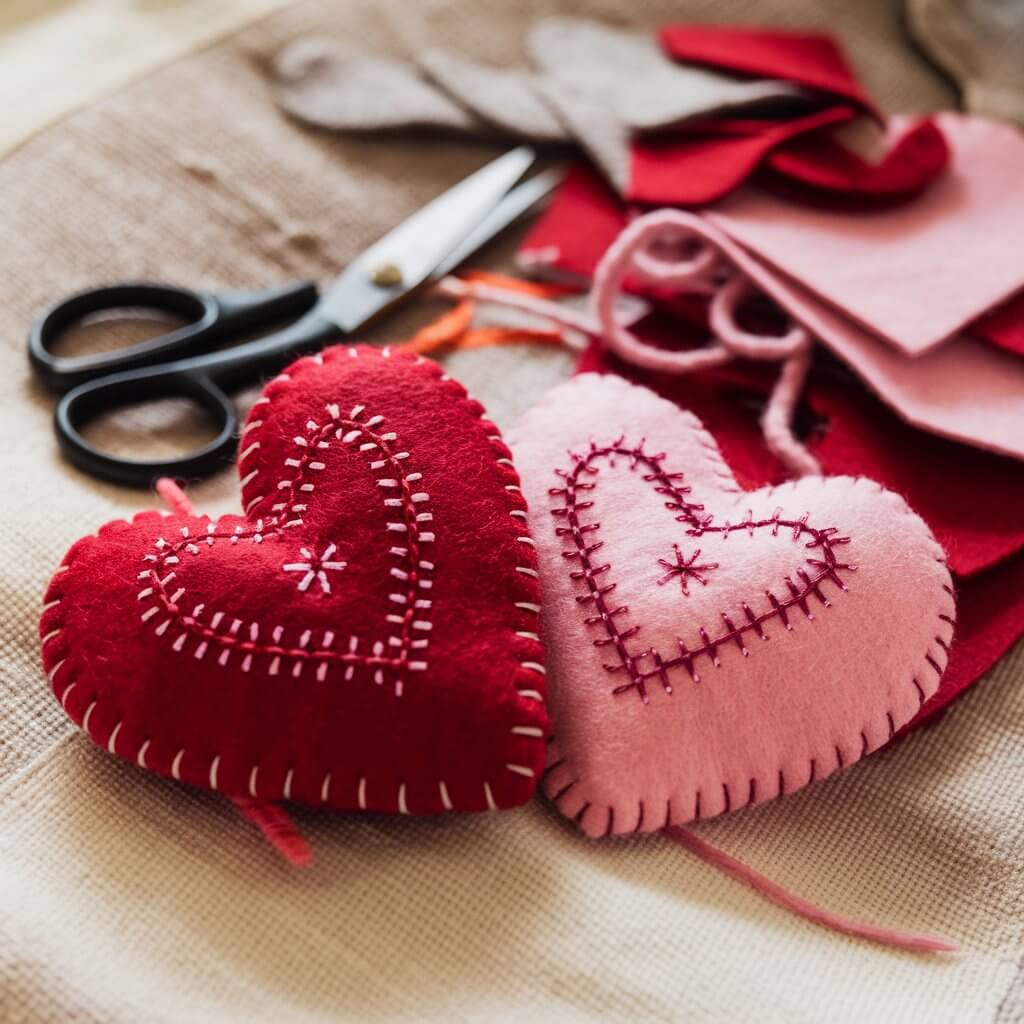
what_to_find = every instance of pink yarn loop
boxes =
[591,209,820,477]
[435,209,822,477]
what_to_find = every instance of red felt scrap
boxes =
[764,117,950,203]
[628,106,856,206]
[518,164,627,281]
[40,345,549,816]
[911,550,1024,728]
[968,289,1024,357]
[659,24,880,120]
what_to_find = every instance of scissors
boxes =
[28,147,558,487]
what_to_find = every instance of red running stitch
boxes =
[549,438,857,704]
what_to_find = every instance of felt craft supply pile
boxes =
[404,21,1024,740]
[39,17,1024,956]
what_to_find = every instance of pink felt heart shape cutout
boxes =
[509,374,955,837]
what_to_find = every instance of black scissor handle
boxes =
[55,364,239,487]
[54,308,341,487]
[29,280,320,393]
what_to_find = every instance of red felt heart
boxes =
[40,345,549,815]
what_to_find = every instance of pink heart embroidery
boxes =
[510,374,955,837]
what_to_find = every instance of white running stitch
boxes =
[70,350,550,818]
[439,780,453,811]
[137,404,436,695]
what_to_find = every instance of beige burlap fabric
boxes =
[1,2,1021,1021]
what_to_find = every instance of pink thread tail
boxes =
[230,797,312,867]
[156,477,195,517]
[666,826,956,953]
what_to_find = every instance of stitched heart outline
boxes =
[133,402,435,696]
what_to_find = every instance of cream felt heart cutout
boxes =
[40,346,548,817]
[509,374,955,838]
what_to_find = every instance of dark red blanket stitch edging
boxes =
[550,436,857,704]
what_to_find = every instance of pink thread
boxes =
[230,796,311,867]
[156,478,194,517]
[142,409,435,688]
[666,827,957,954]
[441,211,822,477]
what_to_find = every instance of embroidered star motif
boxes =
[656,544,718,595]
[282,544,347,594]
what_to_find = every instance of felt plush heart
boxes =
[40,345,548,815]
[509,374,954,837]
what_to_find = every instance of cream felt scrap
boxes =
[509,374,955,837]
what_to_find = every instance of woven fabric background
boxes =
[1,2,1021,1021]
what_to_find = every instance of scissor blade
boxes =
[318,146,536,334]
[431,169,563,279]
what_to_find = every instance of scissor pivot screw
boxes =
[369,262,403,288]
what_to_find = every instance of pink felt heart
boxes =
[509,374,955,837]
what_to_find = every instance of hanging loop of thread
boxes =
[437,211,822,477]
[590,209,821,477]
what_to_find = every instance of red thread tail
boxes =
[231,797,312,867]
[665,826,956,954]
[156,477,195,517]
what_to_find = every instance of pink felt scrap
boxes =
[509,373,954,837]
[519,160,1024,464]
[706,113,1024,356]
[686,214,1024,463]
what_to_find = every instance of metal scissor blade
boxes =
[318,146,536,334]
[431,169,563,279]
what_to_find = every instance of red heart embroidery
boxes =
[510,374,955,836]
[40,345,548,815]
